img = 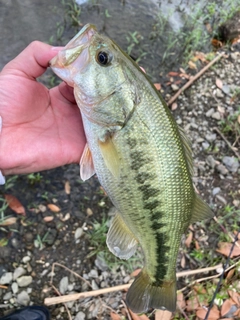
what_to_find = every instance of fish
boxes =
[50,24,213,313]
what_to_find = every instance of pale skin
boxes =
[0,41,86,176]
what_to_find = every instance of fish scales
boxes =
[51,24,213,314]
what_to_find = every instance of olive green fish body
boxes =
[51,24,213,313]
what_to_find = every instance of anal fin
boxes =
[190,194,214,224]
[107,211,138,260]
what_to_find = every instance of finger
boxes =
[58,82,76,104]
[2,41,63,79]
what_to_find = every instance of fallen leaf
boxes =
[216,242,240,258]
[110,312,121,320]
[47,204,61,213]
[216,78,223,89]
[43,216,54,222]
[4,194,26,216]
[196,305,220,320]
[154,83,161,90]
[211,38,223,48]
[188,60,197,70]
[180,254,186,268]
[155,309,172,320]
[221,299,236,317]
[195,241,200,250]
[64,181,71,194]
[226,268,235,281]
[179,67,186,74]
[228,290,240,306]
[185,231,193,248]
[0,217,17,226]
[171,103,178,111]
[129,309,150,320]
[177,292,186,309]
[179,73,190,79]
[168,71,179,77]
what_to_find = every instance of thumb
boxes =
[2,41,63,79]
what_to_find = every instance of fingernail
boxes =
[51,46,64,51]
[0,170,5,185]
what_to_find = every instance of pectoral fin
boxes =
[98,138,121,178]
[80,143,95,181]
[107,211,138,260]
[190,194,214,224]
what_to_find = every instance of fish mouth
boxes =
[50,24,97,84]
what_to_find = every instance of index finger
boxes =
[1,41,63,79]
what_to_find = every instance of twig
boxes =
[213,127,240,160]
[51,283,72,320]
[44,264,222,306]
[50,262,92,289]
[167,52,225,106]
[0,285,8,289]
[121,299,132,320]
[204,230,240,320]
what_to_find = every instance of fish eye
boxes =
[96,51,111,66]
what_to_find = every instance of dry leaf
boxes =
[155,309,172,320]
[179,73,190,79]
[226,268,235,281]
[179,67,186,74]
[86,208,93,216]
[154,83,161,90]
[110,312,121,320]
[171,103,178,111]
[216,242,240,258]
[221,299,235,317]
[0,217,17,226]
[228,290,240,306]
[64,181,71,194]
[196,305,220,320]
[47,204,61,213]
[185,231,193,248]
[216,78,223,89]
[129,309,150,320]
[188,60,197,70]
[168,71,179,77]
[43,216,54,222]
[180,254,186,268]
[195,241,200,250]
[177,292,186,309]
[4,194,26,216]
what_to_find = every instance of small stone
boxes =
[230,52,238,60]
[202,141,210,150]
[16,276,33,287]
[38,204,47,212]
[3,291,12,300]
[74,227,84,240]
[233,199,240,207]
[206,108,215,117]
[59,276,69,294]
[11,282,19,294]
[171,84,179,91]
[91,280,99,290]
[88,269,98,278]
[211,112,221,120]
[13,267,26,280]
[222,156,239,173]
[215,88,224,98]
[206,155,217,168]
[17,291,30,306]
[216,195,227,205]
[22,256,31,264]
[74,311,85,320]
[0,272,13,285]
[212,187,221,196]
[205,133,217,142]
[216,164,228,175]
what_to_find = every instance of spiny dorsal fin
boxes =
[178,125,194,176]
[98,138,121,178]
[107,210,138,260]
[80,143,95,181]
[190,194,214,224]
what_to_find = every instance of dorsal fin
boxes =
[178,125,194,175]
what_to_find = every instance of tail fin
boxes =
[126,269,176,313]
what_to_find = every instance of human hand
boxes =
[0,41,86,177]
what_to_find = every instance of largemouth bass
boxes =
[50,24,213,313]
